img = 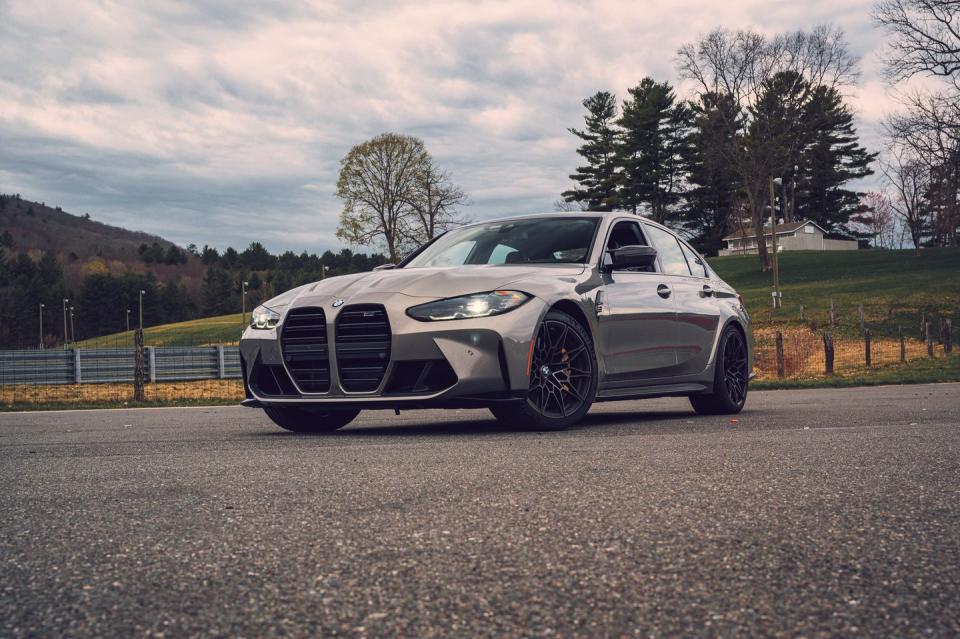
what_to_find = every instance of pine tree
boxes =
[561,91,620,211]
[681,93,743,255]
[616,79,691,223]
[796,86,877,233]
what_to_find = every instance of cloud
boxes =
[0,0,892,253]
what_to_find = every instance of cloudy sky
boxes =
[0,0,902,254]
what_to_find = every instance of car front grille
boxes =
[279,307,330,393]
[335,304,391,392]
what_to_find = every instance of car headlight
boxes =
[407,291,531,321]
[250,305,281,329]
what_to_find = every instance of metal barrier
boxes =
[0,346,242,386]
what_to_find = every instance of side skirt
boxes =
[595,382,709,402]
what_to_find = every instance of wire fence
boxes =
[0,312,955,409]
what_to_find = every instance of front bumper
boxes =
[240,292,546,408]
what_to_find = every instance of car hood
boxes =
[274,264,587,307]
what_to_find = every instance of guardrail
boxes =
[0,346,242,386]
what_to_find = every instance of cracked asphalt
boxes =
[2,383,959,637]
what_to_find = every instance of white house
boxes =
[719,220,858,256]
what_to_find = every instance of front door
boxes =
[596,220,678,383]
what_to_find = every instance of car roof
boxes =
[465,211,675,234]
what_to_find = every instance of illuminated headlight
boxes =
[250,305,281,329]
[407,291,531,321]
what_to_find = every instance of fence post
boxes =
[864,329,871,368]
[73,348,81,384]
[899,326,906,363]
[133,329,145,401]
[147,346,157,383]
[823,332,834,375]
[830,299,835,326]
[945,319,953,355]
[217,345,226,379]
[858,304,864,331]
[926,322,934,358]
[799,304,804,322]
[775,331,785,378]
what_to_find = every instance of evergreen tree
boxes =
[561,91,621,210]
[616,78,691,223]
[795,85,877,233]
[682,93,743,255]
[202,266,234,316]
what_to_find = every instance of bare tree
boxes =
[874,0,960,91]
[854,192,897,247]
[677,25,859,271]
[403,161,468,245]
[553,199,590,212]
[336,133,428,263]
[881,148,931,254]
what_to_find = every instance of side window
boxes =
[679,241,708,278]
[644,225,691,276]
[606,221,647,251]
[605,221,652,272]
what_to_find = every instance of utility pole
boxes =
[321,263,328,280]
[126,308,131,332]
[769,177,782,309]
[790,164,798,223]
[139,289,145,330]
[62,298,69,348]
[39,303,45,349]
[69,306,75,343]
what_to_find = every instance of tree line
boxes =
[0,235,387,348]
[561,25,876,266]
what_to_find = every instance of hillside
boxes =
[76,249,960,347]
[0,193,205,292]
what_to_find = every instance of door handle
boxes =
[701,285,714,297]
[657,284,671,299]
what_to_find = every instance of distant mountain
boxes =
[0,193,205,292]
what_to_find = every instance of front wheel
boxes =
[689,326,749,415]
[490,310,598,431]
[263,406,361,433]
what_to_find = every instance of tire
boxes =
[490,309,598,431]
[263,406,361,433]
[689,325,749,415]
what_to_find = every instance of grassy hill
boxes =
[710,248,959,334]
[77,314,246,348]
[75,249,959,347]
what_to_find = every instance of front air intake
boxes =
[279,307,331,393]
[335,304,391,392]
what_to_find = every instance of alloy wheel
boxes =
[528,319,593,418]
[723,331,748,405]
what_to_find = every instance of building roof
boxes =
[722,220,826,241]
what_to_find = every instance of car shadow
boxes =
[245,408,703,438]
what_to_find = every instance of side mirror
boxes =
[605,245,658,271]
[373,263,397,271]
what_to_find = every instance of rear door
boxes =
[596,219,678,382]
[644,224,721,376]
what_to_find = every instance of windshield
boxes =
[403,217,600,268]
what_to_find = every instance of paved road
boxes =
[2,384,959,637]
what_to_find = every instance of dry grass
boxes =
[0,380,243,408]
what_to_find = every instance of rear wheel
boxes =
[689,326,748,415]
[263,406,361,433]
[490,310,597,431]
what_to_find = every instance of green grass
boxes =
[708,248,960,336]
[76,313,246,348]
[751,353,960,390]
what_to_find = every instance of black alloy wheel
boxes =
[490,310,598,430]
[689,326,749,415]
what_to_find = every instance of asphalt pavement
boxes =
[2,383,960,637]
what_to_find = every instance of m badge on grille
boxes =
[332,299,345,308]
